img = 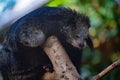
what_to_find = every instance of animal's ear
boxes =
[85,36,94,51]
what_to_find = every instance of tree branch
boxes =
[93,59,120,80]
[43,36,82,80]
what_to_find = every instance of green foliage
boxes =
[46,0,120,80]
[47,0,66,6]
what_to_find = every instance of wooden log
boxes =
[43,36,82,80]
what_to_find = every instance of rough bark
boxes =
[43,36,82,80]
[93,59,120,80]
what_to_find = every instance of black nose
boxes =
[79,43,84,48]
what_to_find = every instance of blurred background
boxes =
[0,0,120,80]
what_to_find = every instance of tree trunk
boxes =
[43,36,82,80]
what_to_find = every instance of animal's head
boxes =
[65,13,94,51]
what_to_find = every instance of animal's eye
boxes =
[75,35,80,38]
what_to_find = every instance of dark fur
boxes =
[0,6,93,80]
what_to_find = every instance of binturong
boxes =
[0,6,93,80]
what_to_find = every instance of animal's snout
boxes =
[79,42,84,48]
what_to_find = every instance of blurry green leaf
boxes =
[110,28,118,37]
[47,0,66,6]
[81,65,91,79]
[82,48,93,61]
[91,51,101,64]
[111,52,120,61]
[89,27,96,37]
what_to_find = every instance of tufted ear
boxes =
[85,36,94,51]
